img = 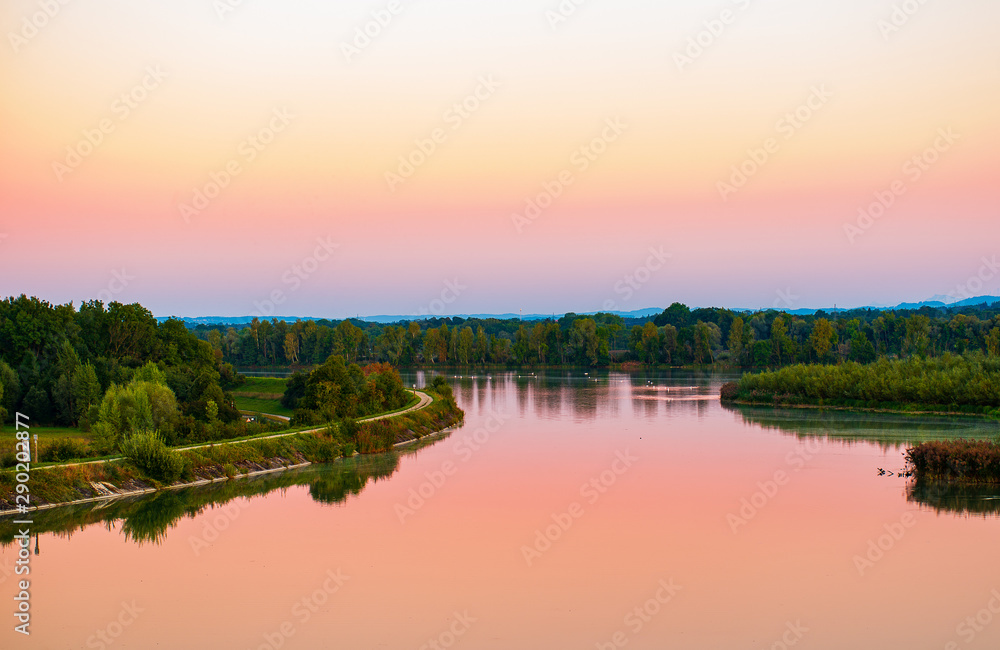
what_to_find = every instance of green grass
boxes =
[231,377,291,417]
[233,396,293,417]
[0,425,92,442]
[233,377,288,395]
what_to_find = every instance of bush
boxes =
[119,431,184,483]
[40,438,92,462]
[907,440,1000,483]
[720,382,739,401]
[291,409,321,427]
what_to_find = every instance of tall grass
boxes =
[906,440,1000,483]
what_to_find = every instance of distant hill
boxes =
[158,298,1000,327]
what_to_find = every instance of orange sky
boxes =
[1,0,998,316]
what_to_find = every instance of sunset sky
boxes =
[1,0,997,318]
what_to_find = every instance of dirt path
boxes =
[35,390,432,471]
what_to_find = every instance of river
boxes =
[3,370,1000,648]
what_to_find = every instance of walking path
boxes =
[34,390,432,471]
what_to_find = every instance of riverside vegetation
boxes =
[0,378,462,511]
[721,353,1000,482]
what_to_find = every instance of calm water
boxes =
[4,371,1000,649]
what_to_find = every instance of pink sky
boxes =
[1,0,998,317]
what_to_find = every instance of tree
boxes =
[770,317,790,365]
[458,327,474,364]
[284,332,300,364]
[641,322,660,363]
[0,360,20,422]
[849,332,877,364]
[72,363,102,427]
[475,326,489,364]
[22,385,51,423]
[660,325,678,364]
[728,317,745,364]
[423,328,441,363]
[810,319,836,362]
[107,302,157,360]
[92,375,179,453]
[987,327,1000,357]
[694,322,714,364]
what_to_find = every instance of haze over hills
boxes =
[156,297,1000,326]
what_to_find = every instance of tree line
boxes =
[195,302,1000,368]
[0,295,247,445]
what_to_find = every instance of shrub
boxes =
[720,382,739,401]
[40,438,92,462]
[906,440,1000,483]
[119,431,184,483]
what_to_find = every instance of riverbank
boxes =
[720,354,1000,418]
[0,388,464,514]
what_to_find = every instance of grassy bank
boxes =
[721,353,1000,417]
[906,440,1000,484]
[230,376,293,417]
[0,387,463,512]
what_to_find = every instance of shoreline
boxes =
[723,398,998,420]
[0,424,459,517]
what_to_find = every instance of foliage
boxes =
[0,297,240,437]
[907,440,1000,483]
[285,355,409,423]
[730,353,1000,413]
[119,431,184,483]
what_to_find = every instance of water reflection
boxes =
[724,403,1000,450]
[0,433,448,547]
[908,481,1000,516]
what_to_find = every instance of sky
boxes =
[1,0,998,318]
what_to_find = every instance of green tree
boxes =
[770,317,791,365]
[987,327,1000,357]
[810,319,836,362]
[72,363,102,427]
[728,317,745,364]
